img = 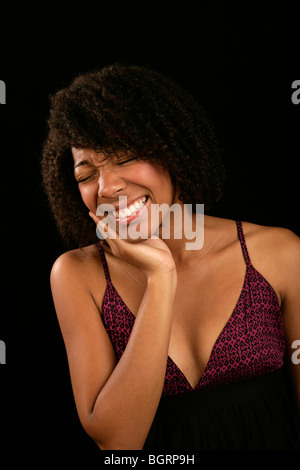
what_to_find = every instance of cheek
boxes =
[148,169,174,200]
[134,163,173,191]
[79,185,98,212]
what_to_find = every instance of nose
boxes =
[98,167,125,200]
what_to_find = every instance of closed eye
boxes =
[77,173,96,183]
[116,158,137,166]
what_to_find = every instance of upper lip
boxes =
[106,195,148,213]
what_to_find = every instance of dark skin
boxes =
[50,148,300,449]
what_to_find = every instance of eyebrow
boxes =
[74,160,90,170]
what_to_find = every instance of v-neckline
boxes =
[103,264,249,391]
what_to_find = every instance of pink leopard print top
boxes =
[97,221,285,396]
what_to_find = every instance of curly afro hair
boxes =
[41,63,226,248]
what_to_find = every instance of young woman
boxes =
[42,64,300,450]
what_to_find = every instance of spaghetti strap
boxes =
[236,221,252,266]
[96,243,113,286]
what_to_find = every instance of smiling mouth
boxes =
[112,196,149,222]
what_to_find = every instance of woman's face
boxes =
[72,148,179,241]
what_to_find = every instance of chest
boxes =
[167,265,247,387]
[104,258,247,388]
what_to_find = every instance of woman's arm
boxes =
[51,233,177,450]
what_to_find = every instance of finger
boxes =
[89,211,100,225]
[89,211,120,243]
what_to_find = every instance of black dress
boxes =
[144,366,299,450]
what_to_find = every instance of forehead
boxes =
[72,147,134,168]
[72,148,107,167]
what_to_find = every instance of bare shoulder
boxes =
[50,244,106,311]
[51,244,102,279]
[241,220,300,301]
[242,220,300,262]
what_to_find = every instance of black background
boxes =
[0,4,299,450]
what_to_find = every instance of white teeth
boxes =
[114,196,147,218]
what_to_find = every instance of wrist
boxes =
[146,268,177,290]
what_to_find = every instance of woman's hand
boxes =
[89,211,177,280]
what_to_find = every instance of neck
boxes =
[158,207,211,266]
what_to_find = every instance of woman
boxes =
[42,64,300,450]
